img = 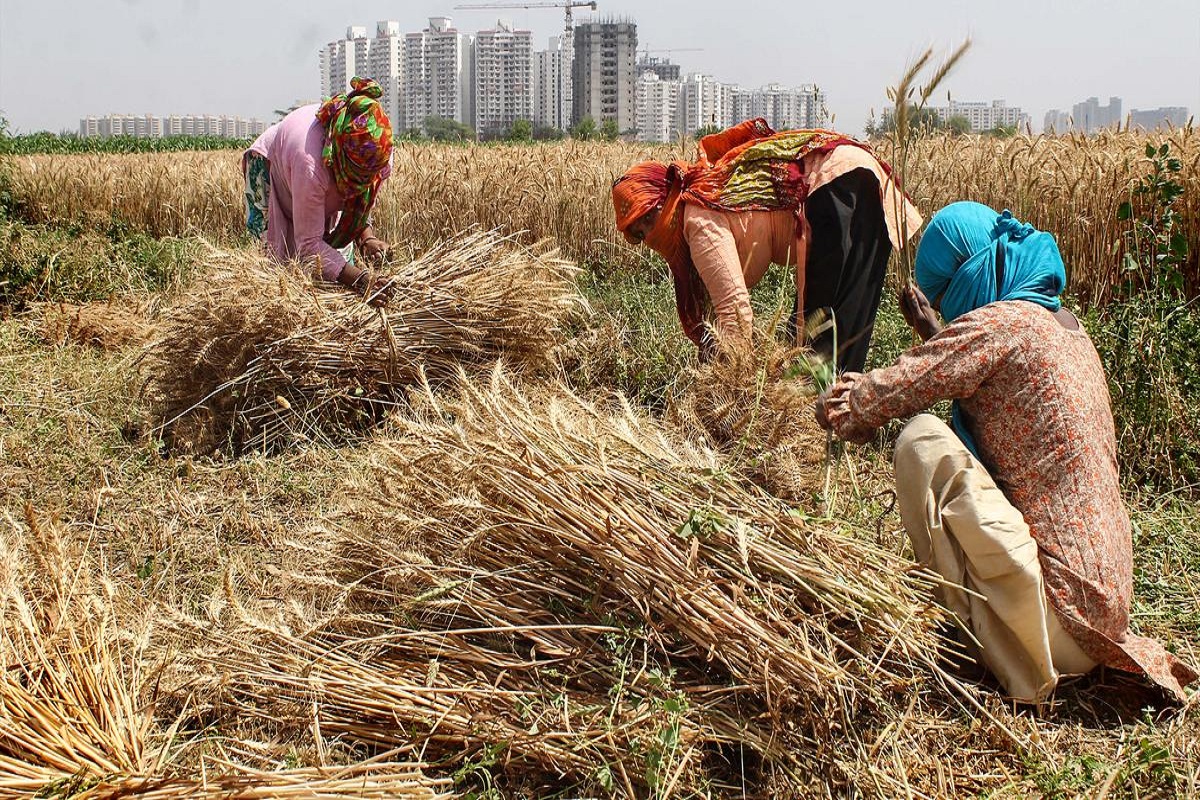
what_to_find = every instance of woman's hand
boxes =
[900,283,942,342]
[337,263,393,307]
[814,374,875,444]
[358,236,390,264]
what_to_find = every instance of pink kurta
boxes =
[828,300,1197,699]
[247,105,350,281]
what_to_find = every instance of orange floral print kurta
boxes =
[828,300,1196,700]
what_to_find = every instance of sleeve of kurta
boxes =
[291,155,347,282]
[828,307,1017,439]
[683,204,754,341]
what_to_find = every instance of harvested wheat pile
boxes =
[0,507,451,799]
[670,335,830,502]
[38,299,155,350]
[141,231,585,454]
[176,368,956,795]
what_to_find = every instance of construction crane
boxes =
[452,1,598,34]
[640,47,704,58]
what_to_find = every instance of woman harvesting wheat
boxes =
[611,118,922,370]
[815,202,1197,704]
[242,77,393,293]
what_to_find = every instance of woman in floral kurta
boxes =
[816,202,1196,703]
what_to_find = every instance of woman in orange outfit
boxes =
[612,118,921,369]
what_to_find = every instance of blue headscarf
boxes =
[913,202,1068,457]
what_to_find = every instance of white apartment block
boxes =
[534,34,573,132]
[404,17,475,134]
[79,114,265,139]
[1073,96,1121,133]
[369,21,404,129]
[1043,109,1072,133]
[324,26,369,98]
[730,87,755,127]
[474,20,533,137]
[933,99,1029,133]
[752,84,826,130]
[635,71,680,143]
[321,22,405,127]
[677,74,735,137]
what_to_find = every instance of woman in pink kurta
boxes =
[243,77,393,293]
[816,202,1196,703]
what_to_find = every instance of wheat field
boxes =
[8,130,1199,303]
[2,131,1199,797]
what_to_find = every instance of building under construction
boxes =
[571,17,637,132]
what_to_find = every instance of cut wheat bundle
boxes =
[668,333,831,502]
[189,368,950,793]
[140,231,586,454]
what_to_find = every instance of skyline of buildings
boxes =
[1044,96,1191,133]
[321,16,831,143]
[70,16,1186,142]
[79,113,267,139]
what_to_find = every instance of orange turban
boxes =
[612,162,672,244]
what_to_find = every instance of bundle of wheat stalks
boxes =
[670,334,832,502]
[141,231,585,453]
[170,368,952,796]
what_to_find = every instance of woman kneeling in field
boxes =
[242,77,392,293]
[816,202,1196,704]
[611,118,922,370]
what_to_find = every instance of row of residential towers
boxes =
[321,18,826,141]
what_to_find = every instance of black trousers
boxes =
[786,167,891,373]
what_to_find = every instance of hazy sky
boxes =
[1,0,1198,135]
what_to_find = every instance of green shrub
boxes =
[1085,291,1200,490]
[0,219,199,305]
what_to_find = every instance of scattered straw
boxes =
[38,299,155,350]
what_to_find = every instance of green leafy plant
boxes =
[1117,141,1189,296]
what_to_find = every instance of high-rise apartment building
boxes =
[572,18,638,131]
[1129,106,1189,131]
[634,71,680,142]
[369,21,405,129]
[474,19,533,137]
[752,84,827,130]
[730,87,755,126]
[1073,96,1122,133]
[534,34,573,132]
[932,99,1029,133]
[636,55,680,82]
[1043,109,1072,133]
[677,73,734,136]
[404,17,475,134]
[323,26,370,98]
[1043,96,1122,134]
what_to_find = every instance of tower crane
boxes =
[639,47,704,58]
[452,1,598,34]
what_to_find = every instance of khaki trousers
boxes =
[894,415,1096,703]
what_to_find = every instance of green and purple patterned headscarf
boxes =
[316,76,393,248]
